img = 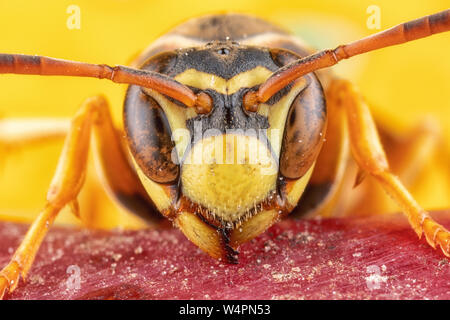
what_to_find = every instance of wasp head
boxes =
[124,42,326,262]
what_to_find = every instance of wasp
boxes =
[0,10,449,299]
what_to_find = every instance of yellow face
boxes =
[125,44,326,261]
[181,134,279,223]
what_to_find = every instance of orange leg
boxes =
[0,95,159,299]
[0,97,96,299]
[0,118,69,172]
[0,118,69,145]
[327,79,450,258]
[344,116,443,217]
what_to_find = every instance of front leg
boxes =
[0,97,97,298]
[0,95,159,299]
[327,79,450,257]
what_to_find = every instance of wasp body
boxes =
[0,11,449,298]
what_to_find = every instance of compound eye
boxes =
[280,78,327,179]
[124,89,179,184]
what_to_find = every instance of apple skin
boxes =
[1,212,449,300]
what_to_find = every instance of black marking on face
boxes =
[186,87,269,133]
[167,42,279,80]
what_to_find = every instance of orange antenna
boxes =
[244,9,450,109]
[0,54,212,112]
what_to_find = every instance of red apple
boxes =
[0,212,449,299]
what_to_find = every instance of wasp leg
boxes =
[328,79,450,258]
[0,118,69,145]
[0,104,162,228]
[377,118,441,184]
[0,96,160,299]
[88,98,163,226]
[0,118,69,172]
[345,117,443,217]
[0,97,96,299]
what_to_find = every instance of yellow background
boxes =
[0,0,448,228]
